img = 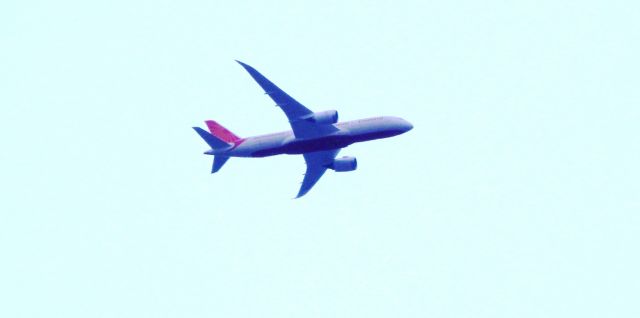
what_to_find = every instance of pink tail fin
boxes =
[205,120,241,143]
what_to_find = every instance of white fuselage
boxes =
[216,116,413,158]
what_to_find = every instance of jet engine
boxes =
[329,156,357,172]
[306,110,338,124]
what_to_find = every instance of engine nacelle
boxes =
[329,156,357,172]
[306,110,338,124]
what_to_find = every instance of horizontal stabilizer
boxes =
[193,127,230,150]
[212,156,230,173]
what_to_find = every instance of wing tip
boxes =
[235,59,249,68]
[294,188,308,199]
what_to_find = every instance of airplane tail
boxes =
[193,127,233,173]
[211,155,229,173]
[194,121,243,174]
[193,127,230,150]
[205,120,242,143]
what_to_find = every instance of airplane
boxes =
[193,61,413,198]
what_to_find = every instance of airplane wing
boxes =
[296,149,340,198]
[235,60,338,138]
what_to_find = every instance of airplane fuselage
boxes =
[206,116,412,158]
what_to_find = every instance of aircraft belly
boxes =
[238,135,288,157]
[351,129,405,142]
[284,135,353,154]
[251,134,353,156]
[229,139,267,157]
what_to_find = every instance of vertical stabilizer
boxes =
[206,120,241,143]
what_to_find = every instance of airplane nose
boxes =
[402,120,413,132]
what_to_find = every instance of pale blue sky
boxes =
[1,0,639,317]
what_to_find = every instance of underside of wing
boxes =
[236,60,338,139]
[296,149,341,198]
